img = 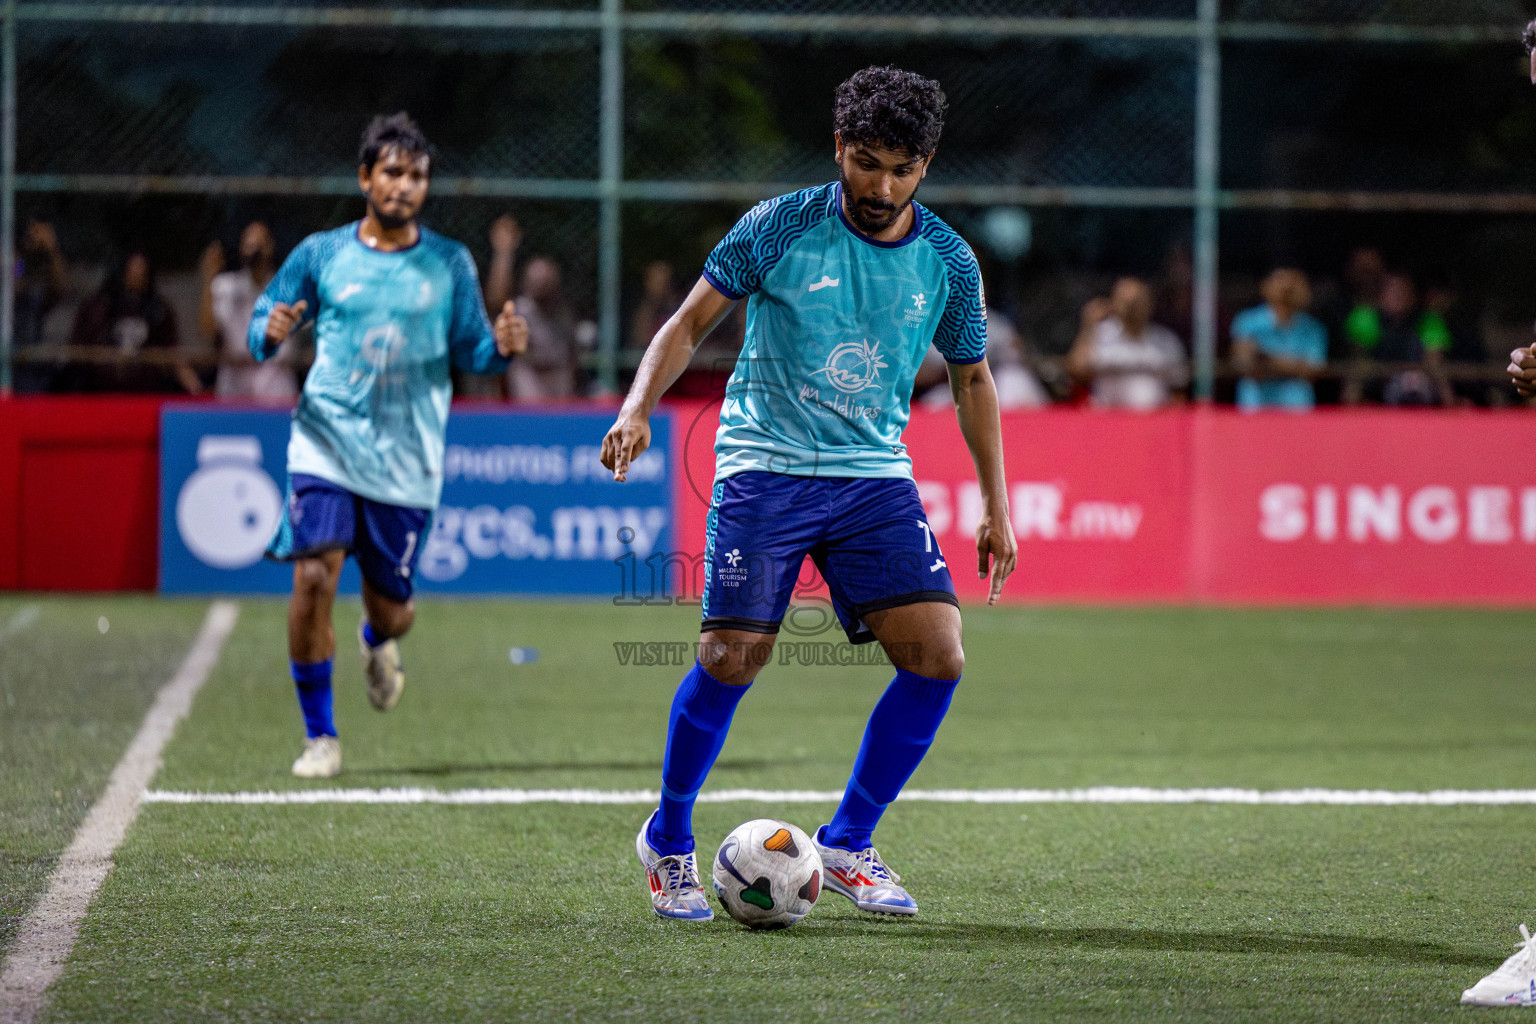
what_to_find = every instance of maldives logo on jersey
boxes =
[812,338,889,395]
[904,291,930,326]
[357,323,407,370]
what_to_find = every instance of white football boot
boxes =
[1462,925,1536,1006]
[814,826,919,916]
[291,735,341,779]
[634,811,713,921]
[359,620,404,711]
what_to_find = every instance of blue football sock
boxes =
[822,667,959,852]
[362,622,382,648]
[291,658,336,739]
[648,662,751,857]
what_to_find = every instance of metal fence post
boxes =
[1192,0,1220,402]
[597,0,622,395]
[0,0,15,397]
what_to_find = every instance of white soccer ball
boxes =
[711,819,822,929]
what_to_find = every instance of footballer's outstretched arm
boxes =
[601,278,737,482]
[948,357,1017,604]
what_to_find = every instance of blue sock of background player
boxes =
[821,666,959,851]
[291,658,336,737]
[647,662,752,856]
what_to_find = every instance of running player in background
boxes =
[601,66,1017,921]
[251,113,528,779]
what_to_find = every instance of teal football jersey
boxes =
[702,182,986,481]
[249,223,509,509]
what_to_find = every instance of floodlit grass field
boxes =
[5,595,1536,1021]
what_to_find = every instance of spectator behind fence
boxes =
[504,255,580,401]
[1343,270,1454,407]
[918,300,1049,411]
[1067,276,1189,411]
[60,251,198,394]
[1337,247,1387,352]
[12,219,68,393]
[456,213,522,399]
[1231,268,1327,412]
[200,222,296,403]
[632,260,683,349]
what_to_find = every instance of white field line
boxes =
[143,786,1536,807]
[0,601,239,1024]
[0,605,40,644]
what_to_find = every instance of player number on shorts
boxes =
[916,521,932,552]
[400,531,417,578]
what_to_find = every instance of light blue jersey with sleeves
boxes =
[702,182,986,481]
[249,223,508,509]
[1230,303,1328,412]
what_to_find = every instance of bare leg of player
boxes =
[288,551,345,663]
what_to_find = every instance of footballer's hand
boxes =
[600,412,651,483]
[495,300,529,357]
[1509,346,1536,398]
[264,300,307,349]
[975,508,1017,605]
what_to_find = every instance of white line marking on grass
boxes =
[0,601,239,1024]
[142,786,1536,807]
[0,605,39,644]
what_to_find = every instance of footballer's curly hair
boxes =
[359,112,434,173]
[833,66,947,159]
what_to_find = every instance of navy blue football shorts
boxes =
[700,472,959,645]
[267,473,430,603]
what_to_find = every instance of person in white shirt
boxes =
[918,303,1049,411]
[200,221,297,403]
[1067,276,1189,410]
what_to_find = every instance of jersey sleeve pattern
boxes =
[702,184,836,300]
[921,216,987,364]
[247,228,343,360]
[432,232,509,375]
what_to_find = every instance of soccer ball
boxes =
[711,819,822,929]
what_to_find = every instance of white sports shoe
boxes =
[1462,925,1536,1006]
[814,826,919,916]
[291,735,341,779]
[359,620,404,711]
[634,811,713,921]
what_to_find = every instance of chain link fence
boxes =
[5,0,1536,402]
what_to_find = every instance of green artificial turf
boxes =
[0,597,205,955]
[7,598,1536,1021]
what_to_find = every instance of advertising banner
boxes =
[161,407,668,596]
[1192,410,1536,604]
[905,409,1193,602]
[159,407,307,595]
[156,402,1536,604]
[669,403,1193,603]
[419,409,669,595]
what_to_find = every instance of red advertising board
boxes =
[903,408,1192,602]
[668,402,1194,603]
[0,395,165,591]
[5,396,1536,602]
[668,401,1536,606]
[1191,409,1536,604]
